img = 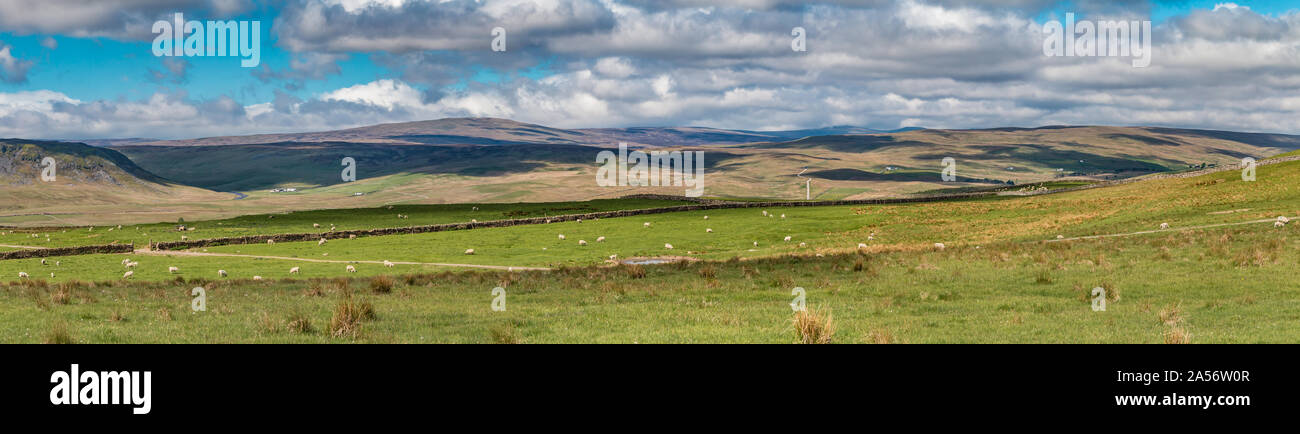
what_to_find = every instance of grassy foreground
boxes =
[2,222,1296,343]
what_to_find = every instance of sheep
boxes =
[346,265,357,273]
[122,259,131,266]
[665,243,674,249]
[465,249,475,255]
[781,214,786,219]
[318,238,327,246]
[40,258,46,265]
[1279,216,1291,224]
[644,222,651,228]
[934,243,946,250]
[1159,223,1170,230]
[168,266,179,273]
[126,262,138,268]
[858,243,868,249]
[703,216,709,220]
[596,236,606,242]
[784,236,792,242]
[253,276,262,281]
[55,261,60,267]
[609,254,618,260]
[706,228,713,233]
[577,219,583,223]
[762,211,768,216]
[267,239,276,245]
[472,206,479,211]
[558,234,566,240]
[1275,221,1286,228]
[289,267,300,274]
[50,273,55,278]
[1056,235,1065,239]
[17,272,28,279]
[753,241,759,247]
[798,242,807,248]
[181,236,188,241]
[123,271,133,279]
[383,260,395,268]
[313,223,321,228]
[349,234,357,239]
[471,219,478,223]
[218,270,227,277]
[578,240,588,246]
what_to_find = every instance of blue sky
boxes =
[1,0,1298,139]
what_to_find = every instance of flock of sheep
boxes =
[12,212,1295,281]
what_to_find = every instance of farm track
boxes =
[131,248,552,271]
[1045,216,1295,242]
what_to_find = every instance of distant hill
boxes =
[102,117,915,148]
[0,139,230,225]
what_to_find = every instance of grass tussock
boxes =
[329,298,376,338]
[286,312,314,334]
[369,275,395,294]
[489,322,522,344]
[793,307,835,344]
[624,264,646,279]
[1158,303,1183,326]
[45,323,74,344]
[1164,326,1192,344]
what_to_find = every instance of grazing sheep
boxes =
[313,223,320,228]
[798,242,807,248]
[867,235,875,241]
[1159,223,1169,230]
[934,243,946,250]
[1275,221,1286,228]
[781,214,786,219]
[349,234,357,239]
[596,236,606,242]
[253,276,262,281]
[784,236,792,242]
[318,238,327,246]
[471,219,478,223]
[609,254,618,260]
[50,273,55,278]
[858,243,868,249]
[289,267,300,274]
[17,272,28,279]
[465,249,475,255]
[122,259,131,266]
[706,228,713,233]
[126,262,138,268]
[40,259,46,265]
[753,241,759,247]
[55,261,60,267]
[703,216,708,220]
[267,239,276,245]
[578,240,587,246]
[644,222,651,227]
[1279,216,1291,224]
[665,243,674,249]
[181,236,188,241]
[346,265,357,273]
[123,271,133,279]
[472,206,479,211]
[218,270,227,277]
[558,234,566,240]
[168,266,179,273]
[1056,235,1065,239]
[383,260,395,268]
[577,219,583,223]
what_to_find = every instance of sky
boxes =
[0,0,1298,140]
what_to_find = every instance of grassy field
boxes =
[1,159,1298,343]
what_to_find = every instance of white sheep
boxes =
[122,258,131,266]
[168,266,179,273]
[762,210,768,216]
[181,236,188,241]
[1275,221,1286,228]
[40,258,46,265]
[17,272,28,279]
[781,214,786,219]
[253,276,262,281]
[644,222,651,227]
[313,223,320,228]
[218,270,227,277]
[318,238,327,246]
[703,216,708,220]
[664,243,674,249]
[577,219,583,223]
[383,260,394,268]
[1056,235,1065,239]
[349,234,357,239]
[289,267,300,274]
[799,242,807,248]
[1159,223,1170,230]
[267,239,276,245]
[126,262,138,268]
[50,273,55,278]
[753,241,759,247]
[471,219,477,223]
[578,240,587,246]
[596,236,606,242]
[558,234,566,240]
[465,249,475,255]
[609,254,618,260]
[346,265,357,273]
[706,228,713,233]
[122,271,133,279]
[934,243,946,250]
[55,261,60,267]
[784,236,792,242]
[1279,216,1291,224]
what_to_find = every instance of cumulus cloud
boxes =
[0,0,252,40]
[0,42,34,84]
[4,0,1300,138]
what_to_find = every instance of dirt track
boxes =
[131,248,551,271]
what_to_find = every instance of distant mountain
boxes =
[102,117,912,149]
